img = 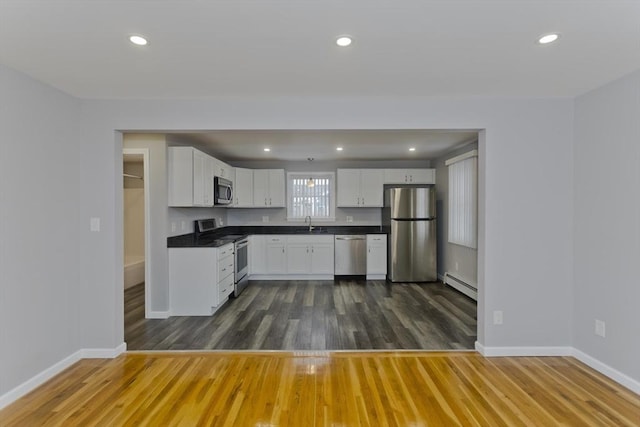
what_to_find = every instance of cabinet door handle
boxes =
[269,198,272,205]
[306,247,309,253]
[311,247,314,253]
[362,197,365,205]
[405,176,408,182]
[282,248,285,253]
[265,198,267,205]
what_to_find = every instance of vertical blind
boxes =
[288,173,333,219]
[446,151,478,249]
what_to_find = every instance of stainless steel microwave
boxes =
[214,176,233,205]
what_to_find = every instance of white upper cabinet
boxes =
[384,168,435,185]
[337,169,384,207]
[213,159,233,180]
[168,147,214,207]
[253,169,285,207]
[233,167,254,207]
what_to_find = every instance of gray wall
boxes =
[435,142,479,285]
[573,69,640,382]
[0,65,82,396]
[77,95,574,355]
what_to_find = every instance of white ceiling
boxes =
[166,129,479,161]
[1,1,639,99]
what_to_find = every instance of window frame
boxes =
[286,171,336,222]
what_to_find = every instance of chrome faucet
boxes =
[304,215,315,232]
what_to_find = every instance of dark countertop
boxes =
[168,225,386,248]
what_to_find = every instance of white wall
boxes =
[573,69,640,383]
[76,96,574,353]
[123,162,145,259]
[0,65,82,396]
[435,142,479,286]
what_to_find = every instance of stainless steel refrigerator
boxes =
[382,187,437,282]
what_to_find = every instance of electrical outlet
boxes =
[346,216,353,223]
[171,222,177,233]
[262,216,269,223]
[493,310,503,325]
[90,217,100,232]
[455,261,459,271]
[595,319,606,337]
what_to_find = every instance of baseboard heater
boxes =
[444,272,478,301]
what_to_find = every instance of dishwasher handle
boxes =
[335,236,366,240]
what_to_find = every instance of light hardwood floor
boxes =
[1,352,638,426]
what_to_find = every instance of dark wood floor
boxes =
[125,279,477,351]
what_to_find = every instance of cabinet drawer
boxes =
[265,235,285,243]
[218,255,234,279]
[217,244,234,260]
[218,273,234,300]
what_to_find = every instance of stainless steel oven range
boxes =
[233,237,249,296]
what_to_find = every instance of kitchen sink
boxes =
[294,227,328,234]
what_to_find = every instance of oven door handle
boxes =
[235,240,249,249]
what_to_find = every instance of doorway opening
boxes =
[123,149,151,321]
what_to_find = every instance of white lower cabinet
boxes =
[168,244,234,316]
[286,235,335,275]
[366,234,387,279]
[249,234,334,278]
[265,236,287,274]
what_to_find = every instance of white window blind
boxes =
[287,172,335,220]
[446,150,478,249]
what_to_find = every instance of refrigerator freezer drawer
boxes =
[389,219,437,282]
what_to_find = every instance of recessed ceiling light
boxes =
[263,148,271,152]
[537,33,559,45]
[336,147,343,151]
[409,147,416,152]
[129,35,148,46]
[336,36,352,47]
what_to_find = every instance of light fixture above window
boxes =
[306,178,315,188]
[129,35,148,46]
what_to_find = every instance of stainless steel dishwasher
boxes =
[334,235,367,275]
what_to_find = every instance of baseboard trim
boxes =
[572,348,640,395]
[366,274,386,280]
[249,274,334,281]
[0,350,82,410]
[475,342,639,395]
[147,311,170,319]
[81,342,127,359]
[475,342,573,357]
[0,342,126,410]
